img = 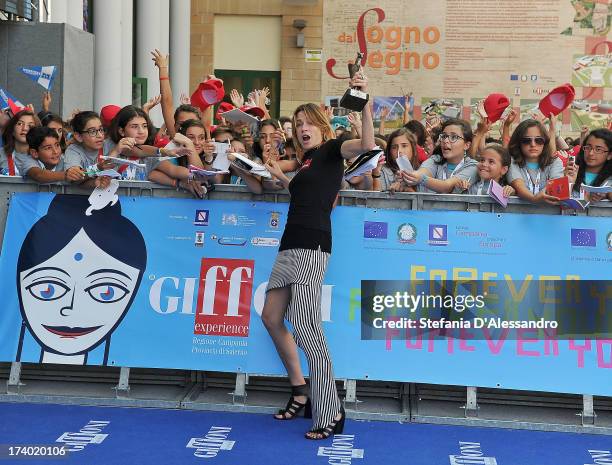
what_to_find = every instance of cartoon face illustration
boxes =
[19,229,140,355]
[16,194,147,364]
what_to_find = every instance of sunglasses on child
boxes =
[520,136,545,146]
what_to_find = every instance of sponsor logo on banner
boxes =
[218,236,247,246]
[606,232,611,251]
[428,224,448,246]
[195,232,204,247]
[317,435,364,464]
[449,442,497,465]
[56,420,110,452]
[194,258,254,337]
[221,213,256,227]
[363,221,388,239]
[571,228,596,247]
[194,210,209,226]
[251,237,280,247]
[585,449,612,465]
[269,211,280,229]
[186,426,235,459]
[222,213,238,226]
[397,223,417,244]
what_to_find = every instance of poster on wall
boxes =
[322,1,612,134]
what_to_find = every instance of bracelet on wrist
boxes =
[372,174,381,178]
[419,174,429,186]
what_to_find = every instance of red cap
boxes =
[154,132,170,148]
[483,93,510,123]
[240,105,265,119]
[539,84,575,117]
[416,144,429,163]
[191,78,225,111]
[100,104,121,127]
[215,102,235,121]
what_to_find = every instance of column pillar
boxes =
[170,0,191,109]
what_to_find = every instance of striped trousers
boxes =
[266,248,341,429]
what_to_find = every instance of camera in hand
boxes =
[339,52,369,112]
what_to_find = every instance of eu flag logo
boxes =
[363,221,388,239]
[571,228,596,247]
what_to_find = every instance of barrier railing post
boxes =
[114,367,131,399]
[6,362,23,394]
[400,382,410,415]
[344,379,358,406]
[465,386,479,418]
[581,394,595,425]
[231,373,248,404]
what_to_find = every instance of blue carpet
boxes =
[0,402,610,464]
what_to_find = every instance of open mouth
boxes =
[302,135,311,144]
[43,325,102,338]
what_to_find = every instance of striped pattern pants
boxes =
[266,248,341,429]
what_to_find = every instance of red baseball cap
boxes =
[191,78,225,112]
[483,93,510,123]
[240,105,265,119]
[100,104,121,127]
[539,84,575,117]
[215,102,235,121]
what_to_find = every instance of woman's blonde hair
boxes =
[292,103,334,159]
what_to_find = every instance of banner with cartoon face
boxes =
[0,193,611,397]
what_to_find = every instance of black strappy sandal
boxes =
[274,384,312,420]
[305,406,345,440]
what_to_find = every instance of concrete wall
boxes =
[0,22,93,120]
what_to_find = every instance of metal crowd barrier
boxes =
[1,178,611,434]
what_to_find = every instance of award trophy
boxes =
[339,52,369,111]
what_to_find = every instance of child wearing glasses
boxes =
[1,110,41,176]
[64,111,114,188]
[565,128,612,201]
[400,118,478,193]
[506,119,563,204]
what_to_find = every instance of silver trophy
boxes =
[339,52,369,112]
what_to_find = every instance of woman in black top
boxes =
[261,73,375,440]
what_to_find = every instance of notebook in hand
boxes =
[560,198,589,210]
[228,153,272,179]
[545,176,570,200]
[344,148,383,180]
[396,155,414,172]
[487,179,508,208]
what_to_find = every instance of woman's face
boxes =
[120,116,149,145]
[258,124,276,150]
[583,136,611,169]
[34,136,62,168]
[213,131,232,143]
[175,111,199,129]
[14,115,36,144]
[46,121,64,139]
[77,118,105,150]
[520,125,545,160]
[439,124,469,162]
[424,135,434,155]
[230,139,246,154]
[282,121,293,139]
[295,111,323,150]
[185,126,206,154]
[19,229,140,355]
[389,134,413,162]
[478,148,507,181]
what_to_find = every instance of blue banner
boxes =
[0,193,610,396]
